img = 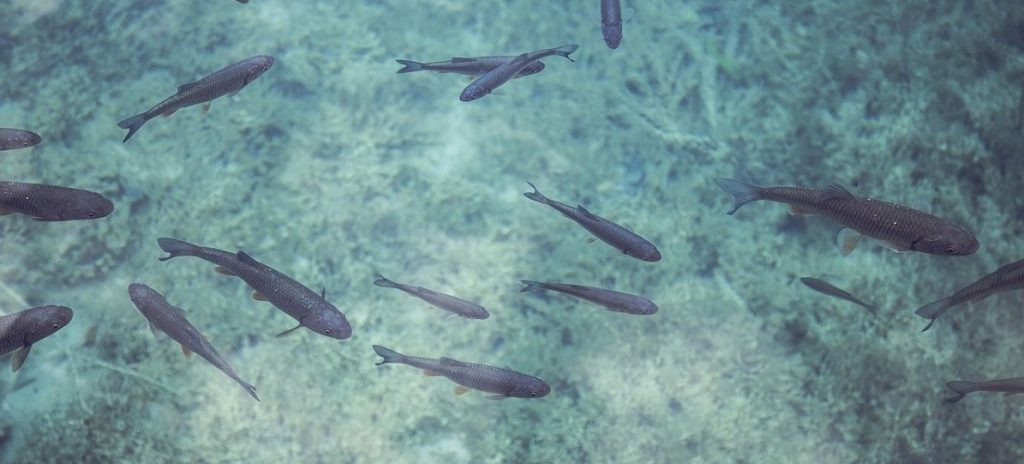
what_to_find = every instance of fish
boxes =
[799,277,877,315]
[0,305,73,372]
[914,259,1024,331]
[601,0,623,49]
[118,55,275,142]
[372,345,550,399]
[459,44,578,102]
[128,283,259,401]
[0,181,114,221]
[236,0,249,3]
[373,274,489,319]
[0,128,42,151]
[157,238,352,340]
[713,178,979,256]
[524,181,660,261]
[944,378,1024,403]
[395,55,545,77]
[520,280,658,315]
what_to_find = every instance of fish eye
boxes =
[323,329,332,334]
[946,246,958,254]
[52,323,59,329]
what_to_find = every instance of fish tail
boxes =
[157,237,199,261]
[239,380,260,402]
[116,113,149,143]
[523,181,549,204]
[395,59,424,73]
[552,44,580,62]
[944,381,976,403]
[713,178,764,215]
[914,297,952,332]
[519,280,546,292]
[372,274,399,288]
[373,345,405,365]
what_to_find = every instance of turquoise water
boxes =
[1,0,1023,462]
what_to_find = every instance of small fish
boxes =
[129,283,258,401]
[945,377,1024,403]
[0,305,73,372]
[395,56,545,77]
[799,277,877,315]
[0,128,41,151]
[373,274,489,319]
[601,0,623,49]
[713,178,979,256]
[0,181,114,221]
[459,44,578,102]
[373,345,550,399]
[236,0,249,3]
[915,259,1024,331]
[524,182,660,261]
[118,55,275,142]
[157,238,352,339]
[520,280,658,315]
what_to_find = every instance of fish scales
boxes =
[373,345,549,398]
[0,305,73,372]
[0,128,42,151]
[601,0,623,49]
[0,181,114,221]
[396,55,545,77]
[520,280,658,315]
[459,44,577,102]
[374,274,489,319]
[915,259,1024,330]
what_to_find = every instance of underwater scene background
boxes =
[1,0,1023,462]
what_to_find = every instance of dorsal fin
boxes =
[450,57,475,62]
[439,357,459,365]
[576,204,599,220]
[815,184,855,203]
[177,81,200,93]
[236,251,259,266]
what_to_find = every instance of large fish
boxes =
[118,55,274,142]
[713,178,979,256]
[0,181,113,221]
[915,259,1024,331]
[459,44,577,102]
[373,274,488,319]
[0,128,42,151]
[157,238,352,340]
[395,55,545,77]
[944,377,1024,403]
[601,0,623,49]
[524,181,660,261]
[520,280,658,315]
[373,345,549,399]
[0,305,73,372]
[129,283,259,401]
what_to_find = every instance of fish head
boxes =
[57,191,114,220]
[21,305,73,344]
[630,243,662,262]
[509,376,551,398]
[302,310,352,340]
[247,55,275,81]
[18,131,41,148]
[602,23,622,49]
[913,223,979,256]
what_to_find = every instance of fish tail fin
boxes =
[373,345,404,365]
[944,381,976,403]
[240,380,260,402]
[116,113,149,143]
[157,237,199,261]
[395,59,424,73]
[914,297,952,332]
[519,280,545,292]
[552,44,580,62]
[713,178,764,215]
[523,181,549,204]
[372,274,399,288]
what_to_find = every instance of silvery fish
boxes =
[0,128,41,151]
[129,283,259,401]
[799,277,877,315]
[945,377,1024,403]
[520,280,658,315]
[0,181,114,221]
[373,345,550,399]
[0,305,73,372]
[459,44,578,102]
[713,178,978,256]
[118,55,274,142]
[395,55,545,77]
[915,259,1024,331]
[601,0,623,49]
[373,274,489,319]
[524,181,660,261]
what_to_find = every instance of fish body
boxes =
[799,277,877,314]
[373,274,489,319]
[0,181,113,221]
[713,178,978,256]
[0,128,42,151]
[118,55,274,142]
[396,56,545,77]
[915,259,1024,331]
[945,377,1024,403]
[459,44,578,102]
[128,283,258,401]
[520,280,658,315]
[157,238,352,339]
[601,0,623,49]
[373,345,549,398]
[524,182,660,261]
[0,305,73,372]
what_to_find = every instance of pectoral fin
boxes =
[454,386,469,395]
[423,370,441,377]
[0,208,12,216]
[788,204,813,215]
[11,344,31,372]
[202,103,211,114]
[214,266,237,276]
[181,345,193,358]
[252,291,268,301]
[836,229,863,256]
[276,324,302,337]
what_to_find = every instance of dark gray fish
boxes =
[236,0,249,3]
[128,283,259,401]
[459,44,578,102]
[945,378,1024,403]
[601,0,623,49]
[713,178,978,256]
[0,181,114,221]
[373,274,489,319]
[0,128,41,151]
[520,280,658,315]
[799,277,877,315]
[373,345,549,399]
[524,182,660,261]
[396,56,545,77]
[0,305,72,372]
[157,238,351,340]
[915,258,1024,331]
[118,55,275,142]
